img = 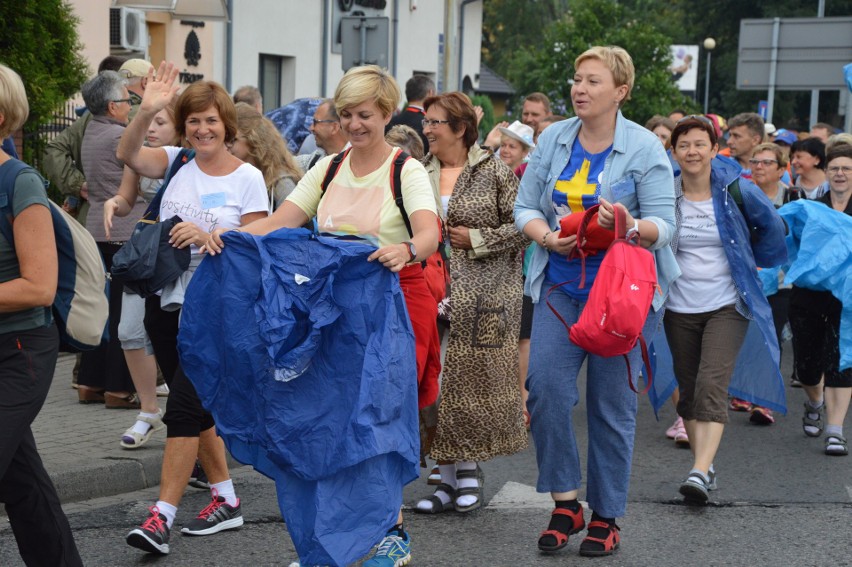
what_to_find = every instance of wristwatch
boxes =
[403,241,417,262]
[626,219,640,238]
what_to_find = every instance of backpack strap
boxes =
[137,148,196,227]
[0,159,43,248]
[625,335,653,395]
[728,178,758,243]
[388,149,414,238]
[320,148,351,194]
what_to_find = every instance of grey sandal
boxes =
[414,483,456,514]
[802,402,824,437]
[454,466,484,513]
[825,435,848,456]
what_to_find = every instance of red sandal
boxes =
[537,507,585,553]
[579,520,620,557]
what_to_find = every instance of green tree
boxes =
[471,94,495,139]
[482,0,570,78]
[0,0,88,162]
[503,0,697,125]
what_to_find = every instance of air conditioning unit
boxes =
[109,7,148,53]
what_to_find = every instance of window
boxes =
[258,54,282,110]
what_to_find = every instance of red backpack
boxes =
[547,205,658,393]
[320,148,450,304]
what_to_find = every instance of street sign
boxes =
[737,17,852,90]
[758,100,768,119]
[340,16,389,71]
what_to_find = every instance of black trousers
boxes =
[789,286,852,388]
[144,296,215,437]
[0,325,82,566]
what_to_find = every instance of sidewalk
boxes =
[31,354,179,503]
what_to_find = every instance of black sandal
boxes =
[414,483,456,514]
[453,466,484,513]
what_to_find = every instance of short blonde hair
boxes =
[753,143,788,168]
[334,65,400,118]
[0,64,29,138]
[575,46,635,106]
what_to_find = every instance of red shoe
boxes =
[538,506,585,553]
[579,520,621,557]
[749,406,775,425]
[729,397,751,412]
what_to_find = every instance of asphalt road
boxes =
[1,348,850,566]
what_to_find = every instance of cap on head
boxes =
[119,59,153,80]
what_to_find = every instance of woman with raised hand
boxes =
[414,92,527,515]
[514,46,676,558]
[208,65,440,567]
[117,62,269,556]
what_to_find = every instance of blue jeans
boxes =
[527,285,664,518]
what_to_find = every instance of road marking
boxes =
[487,481,588,510]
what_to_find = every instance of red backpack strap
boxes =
[625,334,654,394]
[320,148,351,194]
[574,204,601,289]
[388,148,413,238]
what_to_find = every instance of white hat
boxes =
[764,122,777,136]
[119,59,153,79]
[498,120,535,149]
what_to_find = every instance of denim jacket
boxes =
[513,112,678,311]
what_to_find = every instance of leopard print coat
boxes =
[423,146,529,462]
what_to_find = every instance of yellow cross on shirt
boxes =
[554,158,597,213]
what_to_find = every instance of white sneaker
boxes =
[156,383,170,397]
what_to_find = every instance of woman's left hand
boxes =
[169,221,208,249]
[448,225,472,250]
[597,197,634,232]
[368,243,410,273]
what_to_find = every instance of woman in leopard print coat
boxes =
[414,92,528,515]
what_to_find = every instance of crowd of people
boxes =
[0,42,850,567]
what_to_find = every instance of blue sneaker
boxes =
[362,531,412,567]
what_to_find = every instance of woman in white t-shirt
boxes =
[115,64,269,556]
[666,116,786,505]
[209,65,440,567]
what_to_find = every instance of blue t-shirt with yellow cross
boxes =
[546,137,613,299]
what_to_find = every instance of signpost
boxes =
[340,16,389,71]
[736,17,852,123]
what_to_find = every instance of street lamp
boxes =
[703,37,716,114]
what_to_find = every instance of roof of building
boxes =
[476,64,515,95]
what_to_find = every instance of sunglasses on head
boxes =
[676,114,714,127]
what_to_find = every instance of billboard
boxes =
[670,45,699,93]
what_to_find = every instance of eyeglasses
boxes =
[827,165,852,175]
[311,118,337,125]
[422,119,450,128]
[112,98,133,105]
[748,158,779,167]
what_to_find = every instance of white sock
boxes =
[210,479,238,507]
[807,399,824,412]
[131,412,160,436]
[438,464,457,489]
[155,500,177,528]
[455,461,480,508]
[825,425,843,438]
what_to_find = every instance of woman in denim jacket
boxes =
[513,46,676,558]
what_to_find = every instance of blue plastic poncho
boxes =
[178,229,420,567]
[778,199,852,370]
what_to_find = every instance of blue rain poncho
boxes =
[178,228,420,567]
[778,199,852,370]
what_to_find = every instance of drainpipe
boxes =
[392,0,399,77]
[457,0,480,92]
[321,0,329,96]
[225,0,233,92]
